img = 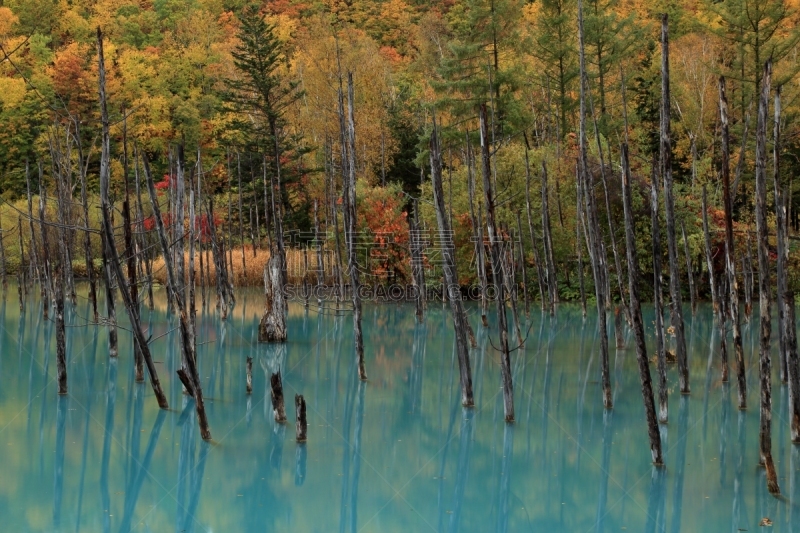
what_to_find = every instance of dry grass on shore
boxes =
[150,245,338,287]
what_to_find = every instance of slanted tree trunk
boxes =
[621,143,663,465]
[720,76,747,409]
[97,29,169,411]
[754,60,779,494]
[660,15,689,394]
[578,0,612,409]
[480,104,513,421]
[430,122,474,406]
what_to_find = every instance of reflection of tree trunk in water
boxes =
[670,396,689,533]
[731,410,746,532]
[183,441,210,533]
[408,323,425,413]
[349,382,365,533]
[719,383,730,488]
[119,410,167,533]
[594,412,612,533]
[53,395,67,529]
[644,466,666,533]
[100,359,117,533]
[448,409,474,533]
[497,424,514,533]
[437,393,460,532]
[75,328,100,531]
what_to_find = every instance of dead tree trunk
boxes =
[660,14,689,394]
[469,143,488,325]
[523,141,547,312]
[430,121,474,407]
[774,86,788,384]
[541,161,558,312]
[578,0,612,409]
[576,169,588,318]
[344,73,366,381]
[246,356,253,394]
[720,76,746,409]
[295,394,307,442]
[701,186,718,319]
[754,60,779,494]
[621,143,663,465]
[480,104,513,422]
[38,163,52,318]
[270,370,287,423]
[409,201,426,322]
[681,221,696,314]
[515,213,529,316]
[97,29,169,410]
[785,293,800,442]
[55,269,67,395]
[121,117,143,382]
[259,254,287,342]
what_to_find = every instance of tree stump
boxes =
[295,394,307,442]
[270,371,287,423]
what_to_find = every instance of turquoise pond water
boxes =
[1,286,799,532]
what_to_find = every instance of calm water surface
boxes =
[1,286,799,532]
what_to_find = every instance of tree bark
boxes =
[55,269,67,395]
[785,293,800,442]
[660,14,689,394]
[430,122,474,407]
[541,161,558,312]
[681,221,696,314]
[774,86,788,384]
[621,143,663,465]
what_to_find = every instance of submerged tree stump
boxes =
[246,356,253,395]
[270,370,287,423]
[259,254,287,343]
[295,394,307,442]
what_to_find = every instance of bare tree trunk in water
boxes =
[754,60,779,494]
[97,30,169,410]
[774,86,788,384]
[121,116,143,382]
[515,213,529,317]
[785,293,800,442]
[55,269,67,395]
[720,76,747,409]
[76,131,98,322]
[345,73,366,381]
[660,15,689,394]
[430,121,474,406]
[480,104,513,422]
[621,143,663,465]
[578,0,612,409]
